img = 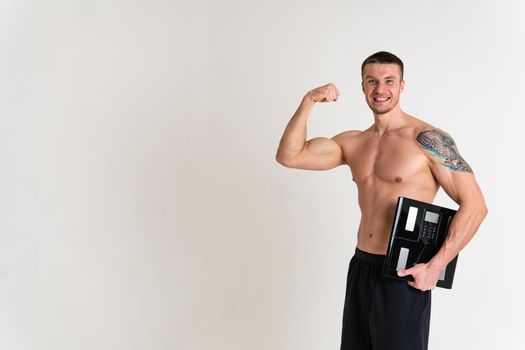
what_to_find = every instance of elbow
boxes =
[275,149,297,168]
[481,202,489,220]
[479,194,489,219]
[474,199,488,223]
[459,196,488,221]
[275,152,290,167]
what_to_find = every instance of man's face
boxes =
[361,63,404,115]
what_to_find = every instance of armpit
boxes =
[416,129,473,172]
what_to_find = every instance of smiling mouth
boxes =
[373,96,390,103]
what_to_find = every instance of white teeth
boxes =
[374,97,389,102]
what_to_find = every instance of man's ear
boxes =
[361,81,364,93]
[400,80,405,92]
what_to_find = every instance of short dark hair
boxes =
[361,51,404,80]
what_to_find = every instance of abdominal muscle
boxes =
[354,176,439,255]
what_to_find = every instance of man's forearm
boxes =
[428,202,488,271]
[276,95,315,163]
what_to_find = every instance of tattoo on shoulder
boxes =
[416,129,473,172]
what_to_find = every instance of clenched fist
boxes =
[307,82,340,103]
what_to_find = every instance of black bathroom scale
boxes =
[382,196,459,289]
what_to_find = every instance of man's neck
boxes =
[371,107,408,136]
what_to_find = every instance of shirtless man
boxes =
[275,51,487,350]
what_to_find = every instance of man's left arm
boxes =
[398,128,488,291]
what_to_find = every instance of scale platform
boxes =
[382,196,459,289]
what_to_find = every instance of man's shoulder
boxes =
[405,116,450,141]
[339,129,363,136]
[403,114,433,133]
[400,116,455,154]
[332,129,363,141]
[411,119,453,146]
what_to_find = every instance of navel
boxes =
[368,233,373,238]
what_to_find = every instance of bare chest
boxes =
[344,134,431,184]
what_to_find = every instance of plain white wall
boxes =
[1,0,524,349]
[0,1,208,349]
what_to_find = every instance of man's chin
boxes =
[370,106,393,115]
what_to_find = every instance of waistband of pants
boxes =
[354,247,386,264]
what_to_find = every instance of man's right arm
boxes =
[275,83,347,171]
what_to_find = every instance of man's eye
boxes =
[386,80,393,84]
[368,80,376,84]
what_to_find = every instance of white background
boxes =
[1,0,524,349]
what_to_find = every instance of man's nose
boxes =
[374,81,387,93]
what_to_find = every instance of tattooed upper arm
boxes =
[416,129,473,172]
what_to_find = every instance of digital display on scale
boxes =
[424,211,439,224]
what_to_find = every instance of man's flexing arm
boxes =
[398,128,488,291]
[276,83,351,171]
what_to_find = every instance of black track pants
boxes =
[340,247,432,350]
